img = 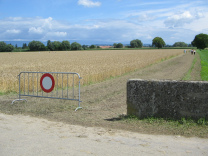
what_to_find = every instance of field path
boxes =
[1,52,207,156]
[71,52,199,129]
[0,113,207,156]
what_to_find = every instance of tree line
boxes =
[0,33,207,52]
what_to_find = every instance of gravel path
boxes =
[0,113,207,156]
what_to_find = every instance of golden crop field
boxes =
[0,49,183,93]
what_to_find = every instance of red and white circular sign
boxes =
[40,73,55,93]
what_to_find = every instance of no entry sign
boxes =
[40,73,55,93]
[12,71,82,111]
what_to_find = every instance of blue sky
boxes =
[0,0,208,45]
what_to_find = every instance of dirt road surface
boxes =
[0,53,207,155]
[0,113,207,156]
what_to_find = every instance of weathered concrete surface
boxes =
[127,79,208,120]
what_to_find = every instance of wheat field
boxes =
[0,49,183,93]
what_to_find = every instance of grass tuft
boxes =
[198,49,208,81]
[119,115,208,137]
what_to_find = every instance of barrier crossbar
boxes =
[12,71,82,111]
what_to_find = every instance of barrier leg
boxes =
[11,99,27,104]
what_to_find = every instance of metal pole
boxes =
[56,73,58,97]
[28,73,29,95]
[42,73,43,97]
[19,73,21,99]
[73,74,74,99]
[79,78,81,107]
[62,73,63,98]
[67,74,68,99]
[24,73,25,95]
[11,73,27,104]
[37,73,38,96]
[32,73,34,96]
[75,77,82,111]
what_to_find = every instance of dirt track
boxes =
[56,52,200,130]
[0,113,207,156]
[1,52,208,155]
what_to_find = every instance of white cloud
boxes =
[42,17,53,29]
[183,11,208,32]
[0,2,207,45]
[78,0,101,7]
[46,31,67,37]
[42,31,68,41]
[164,10,204,28]
[164,11,193,27]
[8,17,23,21]
[6,29,21,34]
[136,13,156,22]
[71,23,102,29]
[28,27,44,34]
[0,16,72,41]
[128,1,172,7]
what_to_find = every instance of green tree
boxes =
[173,42,188,47]
[191,33,208,49]
[47,40,54,51]
[53,41,62,51]
[152,37,166,49]
[22,43,28,49]
[71,42,82,50]
[0,41,7,52]
[89,45,97,49]
[61,40,70,50]
[116,43,123,48]
[188,44,193,47]
[113,43,117,48]
[5,44,14,52]
[82,45,89,50]
[130,39,143,48]
[28,41,46,51]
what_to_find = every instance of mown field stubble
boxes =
[0,49,182,93]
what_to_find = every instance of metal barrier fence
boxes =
[12,71,82,111]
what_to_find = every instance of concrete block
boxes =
[127,79,208,120]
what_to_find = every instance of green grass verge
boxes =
[198,49,208,81]
[121,115,208,138]
[182,57,197,80]
[0,91,17,96]
[124,115,208,126]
